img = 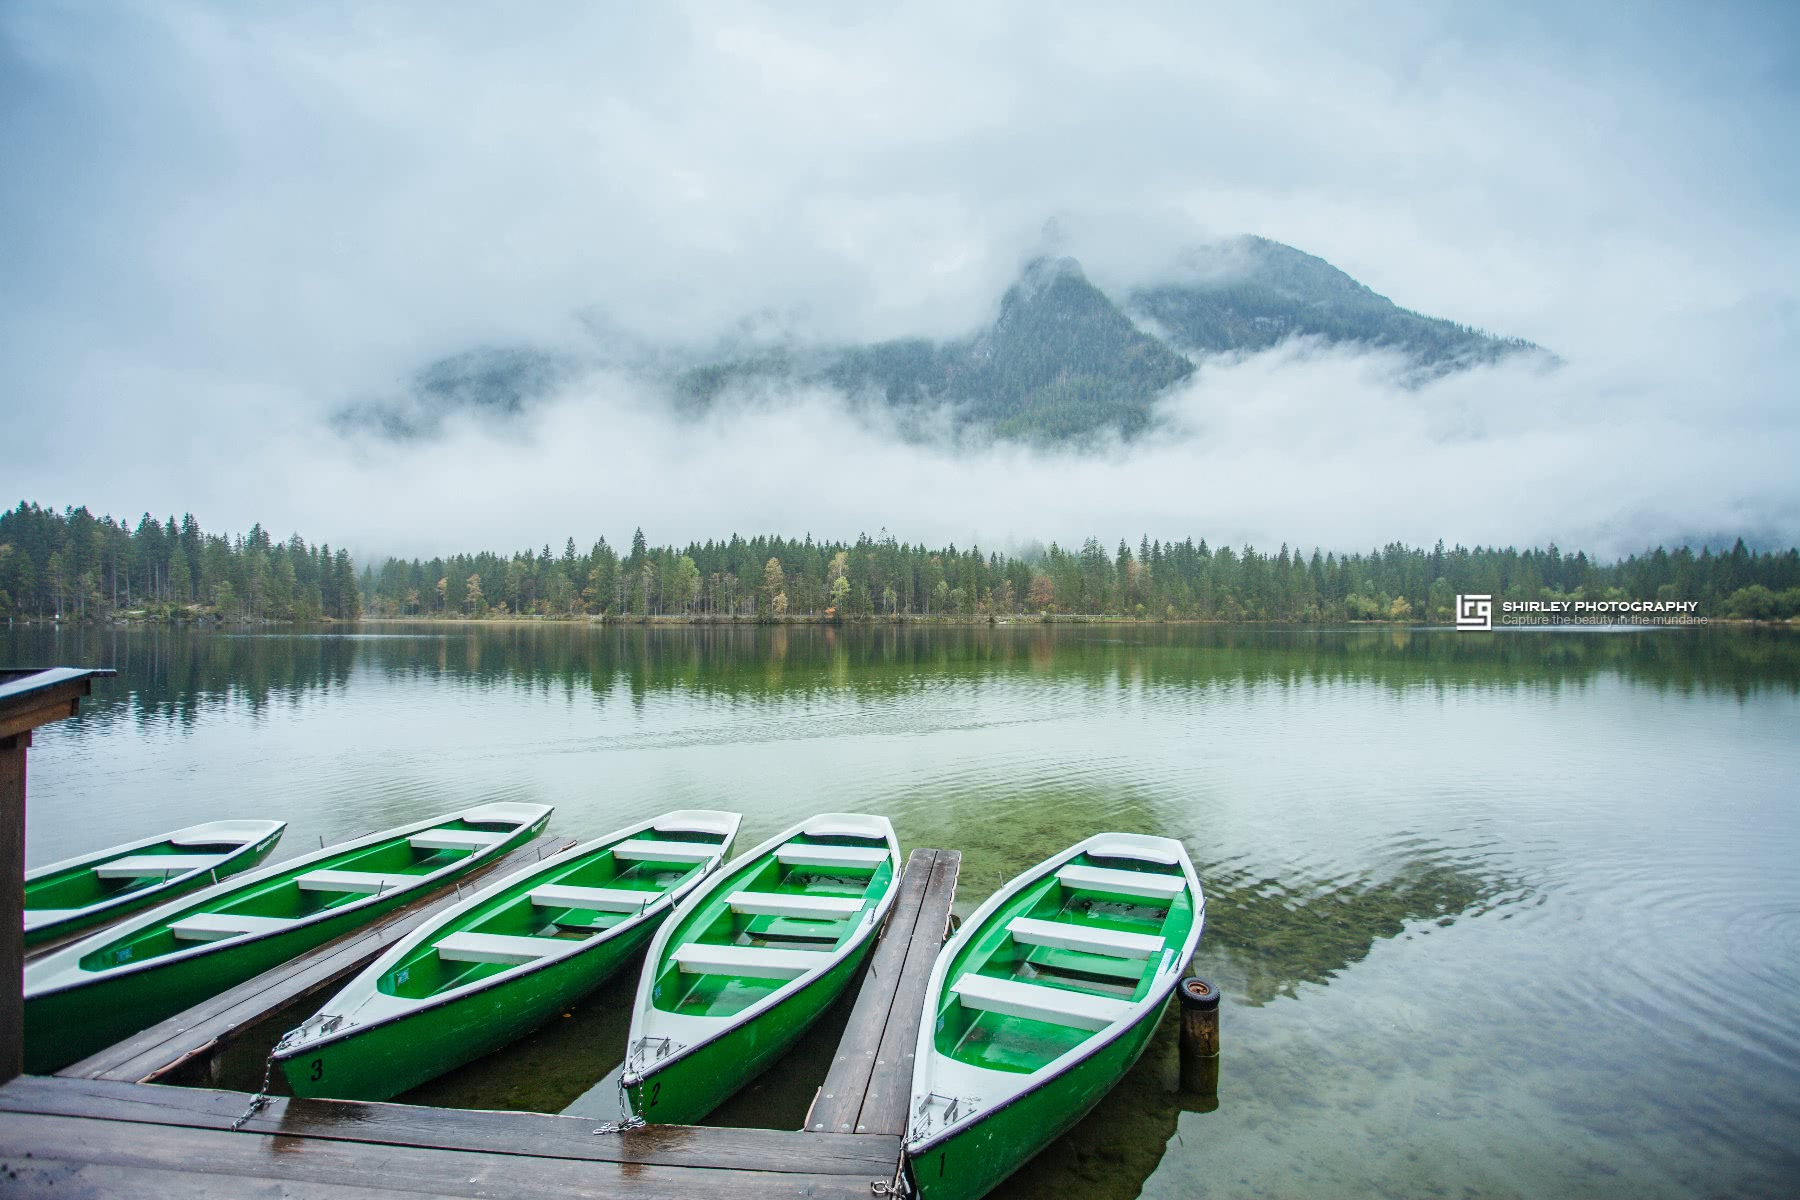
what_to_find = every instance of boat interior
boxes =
[377,821,733,1001]
[651,826,894,1018]
[26,835,252,914]
[74,816,525,972]
[931,846,1195,1075]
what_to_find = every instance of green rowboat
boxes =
[22,802,553,1074]
[25,819,286,947]
[622,813,900,1125]
[273,809,741,1101]
[905,833,1204,1200]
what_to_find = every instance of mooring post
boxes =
[1178,976,1220,1101]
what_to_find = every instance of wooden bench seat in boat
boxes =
[170,912,297,942]
[435,932,564,965]
[672,943,828,979]
[408,829,508,852]
[774,843,889,870]
[726,891,864,918]
[1007,917,1164,960]
[1055,864,1184,901]
[653,813,739,837]
[528,884,658,914]
[951,973,1133,1031]
[94,853,230,879]
[610,839,719,864]
[295,869,417,895]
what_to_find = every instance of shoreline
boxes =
[4,613,1788,630]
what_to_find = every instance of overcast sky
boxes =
[3,1,1797,560]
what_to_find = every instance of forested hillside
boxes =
[832,257,1195,440]
[9,502,1796,625]
[1128,237,1536,367]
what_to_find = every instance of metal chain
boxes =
[592,1115,647,1135]
[592,1070,647,1135]
[230,1050,280,1131]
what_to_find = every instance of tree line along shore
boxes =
[4,501,1800,626]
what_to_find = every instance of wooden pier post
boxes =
[0,668,113,1084]
[0,732,25,1084]
[1177,976,1219,1100]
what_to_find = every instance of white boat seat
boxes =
[952,973,1133,1031]
[610,839,718,864]
[653,813,738,837]
[170,912,296,942]
[775,843,888,869]
[436,932,563,965]
[1055,865,1184,901]
[529,884,658,914]
[1008,917,1163,960]
[727,891,863,919]
[673,943,828,980]
[95,854,229,879]
[1085,834,1184,866]
[409,829,507,852]
[296,870,417,895]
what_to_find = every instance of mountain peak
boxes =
[343,230,1544,447]
[1014,253,1089,289]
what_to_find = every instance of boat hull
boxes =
[908,990,1172,1200]
[281,914,662,1101]
[625,930,876,1126]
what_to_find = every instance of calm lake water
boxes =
[8,621,1800,1199]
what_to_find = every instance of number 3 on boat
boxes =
[621,813,901,1125]
[905,833,1205,1200]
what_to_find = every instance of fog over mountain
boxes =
[345,238,1541,445]
[2,3,1796,559]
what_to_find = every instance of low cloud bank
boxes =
[21,333,1789,566]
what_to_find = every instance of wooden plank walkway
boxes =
[2,845,964,1197]
[59,832,576,1084]
[0,1075,896,1198]
[809,847,960,1136]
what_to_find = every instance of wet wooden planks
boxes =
[59,833,576,1084]
[808,847,960,1137]
[0,1075,900,1199]
[8,843,967,1196]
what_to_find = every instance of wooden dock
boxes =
[809,847,960,1137]
[1,689,962,1200]
[0,1075,901,1198]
